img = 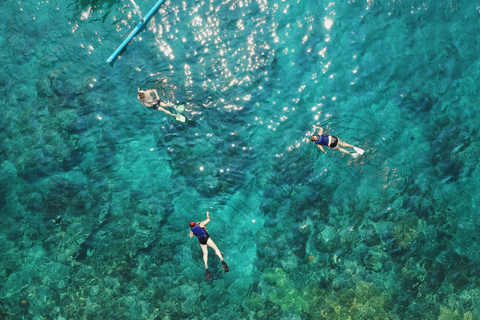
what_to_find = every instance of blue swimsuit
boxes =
[315,134,330,146]
[191,225,207,238]
[315,134,338,148]
[191,224,210,245]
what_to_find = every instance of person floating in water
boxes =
[311,125,364,156]
[189,211,229,281]
[137,87,185,122]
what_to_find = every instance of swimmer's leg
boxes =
[334,146,350,154]
[207,239,229,272]
[159,101,174,108]
[200,244,209,269]
[338,139,354,149]
[156,106,174,116]
[206,238,224,261]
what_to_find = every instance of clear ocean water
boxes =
[1,0,480,318]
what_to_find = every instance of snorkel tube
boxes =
[107,0,166,64]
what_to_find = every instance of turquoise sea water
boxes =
[1,0,480,318]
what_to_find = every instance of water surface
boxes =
[1,0,480,318]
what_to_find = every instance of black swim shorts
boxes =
[152,100,164,110]
[199,234,210,245]
[330,136,338,148]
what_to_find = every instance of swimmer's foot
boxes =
[205,269,212,281]
[175,104,185,113]
[222,261,229,273]
[175,114,186,122]
[353,147,364,155]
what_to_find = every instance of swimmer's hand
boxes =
[206,211,210,219]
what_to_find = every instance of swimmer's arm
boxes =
[317,145,327,153]
[189,230,194,238]
[199,211,211,227]
[312,125,324,135]
[199,219,210,228]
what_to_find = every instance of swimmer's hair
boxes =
[311,135,319,141]
[189,221,196,228]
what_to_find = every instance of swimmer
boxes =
[189,211,229,281]
[311,125,363,156]
[137,87,185,122]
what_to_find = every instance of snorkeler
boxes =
[137,87,185,122]
[311,125,364,156]
[189,211,229,281]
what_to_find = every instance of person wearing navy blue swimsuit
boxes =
[311,125,356,155]
[189,211,229,281]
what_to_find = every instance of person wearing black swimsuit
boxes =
[189,211,229,281]
[311,125,358,155]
